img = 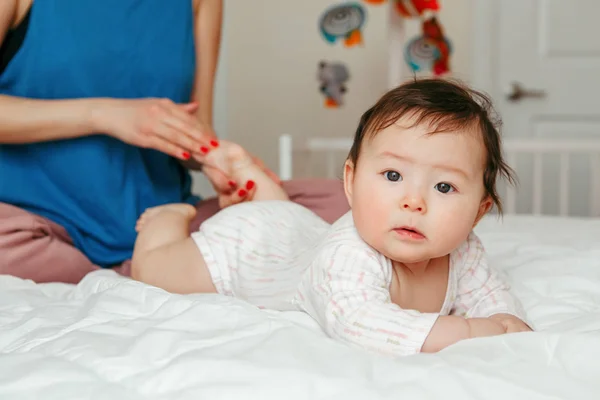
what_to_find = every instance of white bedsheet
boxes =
[0,215,599,400]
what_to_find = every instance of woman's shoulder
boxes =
[0,0,17,36]
[1,0,32,42]
[12,0,31,29]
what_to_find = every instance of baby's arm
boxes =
[299,244,506,357]
[453,233,532,330]
[422,315,506,352]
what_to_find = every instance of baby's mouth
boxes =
[393,226,426,240]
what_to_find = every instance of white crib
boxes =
[278,134,600,218]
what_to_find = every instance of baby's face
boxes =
[344,118,491,264]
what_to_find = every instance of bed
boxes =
[0,136,599,399]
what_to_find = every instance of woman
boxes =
[0,0,349,283]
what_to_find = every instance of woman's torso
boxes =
[0,0,200,267]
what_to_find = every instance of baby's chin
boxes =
[358,231,454,263]
[378,245,451,266]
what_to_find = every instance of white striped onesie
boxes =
[191,200,527,356]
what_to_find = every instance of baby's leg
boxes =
[204,141,289,203]
[131,204,217,295]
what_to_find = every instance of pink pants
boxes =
[0,179,349,284]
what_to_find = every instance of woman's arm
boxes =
[0,1,100,144]
[0,95,213,161]
[182,0,280,193]
[0,96,103,144]
[179,0,223,171]
[0,1,96,144]
[0,2,214,155]
[192,0,223,127]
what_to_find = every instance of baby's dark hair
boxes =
[347,78,515,214]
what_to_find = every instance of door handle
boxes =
[506,82,546,102]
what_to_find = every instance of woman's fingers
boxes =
[219,180,256,208]
[161,115,210,153]
[179,102,199,114]
[143,99,214,155]
[151,121,205,155]
[219,188,247,209]
[145,135,191,161]
[162,105,215,147]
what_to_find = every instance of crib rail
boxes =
[278,134,600,218]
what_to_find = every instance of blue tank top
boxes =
[0,0,200,267]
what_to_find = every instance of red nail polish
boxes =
[210,140,219,148]
[182,152,190,160]
[238,189,247,197]
[228,180,237,188]
[200,146,209,154]
[246,180,255,190]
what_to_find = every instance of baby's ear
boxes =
[343,160,355,207]
[474,196,493,227]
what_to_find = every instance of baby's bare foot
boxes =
[135,203,196,233]
[204,141,253,176]
[204,141,255,192]
[203,140,288,203]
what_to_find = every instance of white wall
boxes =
[193,0,475,196]
[224,1,392,176]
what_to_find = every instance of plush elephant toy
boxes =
[317,61,350,108]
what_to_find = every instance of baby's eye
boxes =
[384,170,402,182]
[435,182,455,194]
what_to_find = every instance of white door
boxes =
[473,0,600,217]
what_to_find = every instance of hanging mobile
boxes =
[394,0,439,18]
[318,61,350,108]
[398,0,451,76]
[319,2,367,47]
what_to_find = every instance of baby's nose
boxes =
[402,196,427,213]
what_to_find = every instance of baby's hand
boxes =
[489,313,533,333]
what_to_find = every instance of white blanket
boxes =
[1,215,599,400]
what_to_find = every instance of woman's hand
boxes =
[200,153,281,209]
[202,165,256,208]
[199,148,281,209]
[92,98,216,160]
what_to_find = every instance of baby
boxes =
[131,79,532,357]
